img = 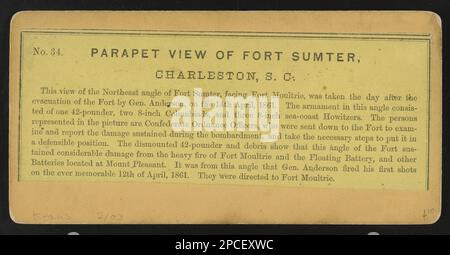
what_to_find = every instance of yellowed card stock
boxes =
[9,11,441,224]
